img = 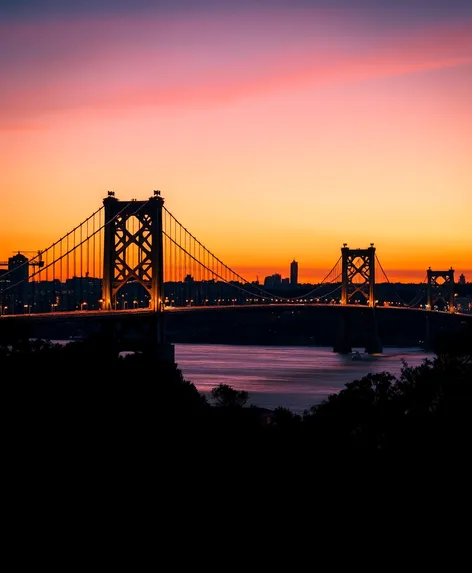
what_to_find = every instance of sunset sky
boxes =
[1,0,471,283]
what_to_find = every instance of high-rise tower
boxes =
[290,259,298,286]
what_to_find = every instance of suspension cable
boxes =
[163,231,277,302]
[314,283,343,301]
[163,207,295,302]
[0,205,105,281]
[1,202,147,294]
[375,254,427,307]
[283,256,341,302]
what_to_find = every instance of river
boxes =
[174,344,433,414]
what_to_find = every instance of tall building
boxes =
[264,273,282,288]
[290,260,298,286]
[459,273,466,285]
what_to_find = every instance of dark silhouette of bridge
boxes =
[0,191,468,356]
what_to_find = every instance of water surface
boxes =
[175,344,433,413]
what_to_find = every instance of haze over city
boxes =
[1,0,471,283]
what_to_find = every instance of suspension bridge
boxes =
[0,191,469,356]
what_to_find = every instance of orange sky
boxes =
[1,3,471,284]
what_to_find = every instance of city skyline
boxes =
[1,1,471,283]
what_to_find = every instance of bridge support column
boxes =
[95,312,175,362]
[155,341,175,363]
[364,309,383,354]
[422,314,431,350]
[333,308,352,354]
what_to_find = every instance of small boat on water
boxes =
[351,350,363,361]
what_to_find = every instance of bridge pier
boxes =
[421,313,431,350]
[155,341,175,363]
[333,308,352,354]
[363,309,383,354]
[82,310,175,362]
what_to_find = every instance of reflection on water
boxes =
[175,344,433,414]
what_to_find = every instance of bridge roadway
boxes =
[1,303,470,320]
[1,303,470,352]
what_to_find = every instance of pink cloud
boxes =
[0,12,471,125]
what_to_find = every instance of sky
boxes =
[1,0,471,283]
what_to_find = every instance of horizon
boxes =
[1,1,471,280]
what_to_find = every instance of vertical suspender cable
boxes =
[98,209,102,281]
[86,218,89,277]
[92,211,96,279]
[80,223,83,278]
[52,243,56,310]
[60,236,63,303]
[170,214,174,284]
[184,227,186,282]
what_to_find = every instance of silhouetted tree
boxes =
[0,337,209,451]
[302,348,472,462]
[431,321,472,365]
[2,328,471,481]
[210,384,249,408]
[273,407,301,428]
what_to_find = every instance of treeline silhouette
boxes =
[1,324,471,487]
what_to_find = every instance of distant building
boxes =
[264,274,282,288]
[290,260,298,286]
[455,297,472,313]
[65,276,102,310]
[459,273,466,285]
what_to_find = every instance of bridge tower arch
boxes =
[102,191,164,316]
[341,243,376,307]
[427,267,455,313]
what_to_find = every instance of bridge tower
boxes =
[102,190,167,348]
[102,190,164,313]
[427,267,455,313]
[102,190,174,360]
[341,243,376,307]
[337,243,382,354]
